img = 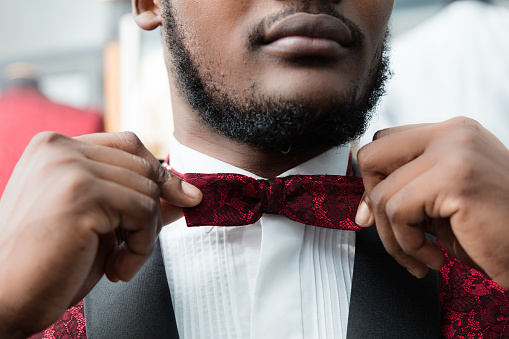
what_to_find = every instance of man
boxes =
[1,1,509,338]
[361,0,509,148]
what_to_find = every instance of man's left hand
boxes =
[356,117,509,289]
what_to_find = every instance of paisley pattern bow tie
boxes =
[179,172,365,231]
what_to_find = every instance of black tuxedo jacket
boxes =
[84,226,440,338]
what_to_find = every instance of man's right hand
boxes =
[0,132,202,338]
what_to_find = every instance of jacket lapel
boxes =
[346,226,440,338]
[84,240,179,339]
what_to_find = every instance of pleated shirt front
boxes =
[160,137,356,339]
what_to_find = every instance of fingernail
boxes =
[355,201,371,226]
[181,180,202,199]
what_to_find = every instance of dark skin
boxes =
[134,0,394,178]
[356,117,509,286]
[2,0,509,337]
[0,132,203,338]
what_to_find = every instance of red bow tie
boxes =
[179,172,365,231]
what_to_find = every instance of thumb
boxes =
[355,193,375,227]
[159,171,203,207]
[158,172,202,226]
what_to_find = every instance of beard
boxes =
[162,2,391,154]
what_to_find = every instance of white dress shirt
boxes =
[160,137,356,339]
[360,0,509,148]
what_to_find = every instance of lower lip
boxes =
[263,36,346,58]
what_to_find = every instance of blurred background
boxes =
[0,0,508,170]
[0,0,450,114]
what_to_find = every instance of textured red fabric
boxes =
[0,86,103,195]
[440,252,509,338]
[29,301,86,339]
[182,173,365,231]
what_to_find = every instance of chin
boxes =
[258,68,359,103]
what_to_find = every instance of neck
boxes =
[173,113,328,178]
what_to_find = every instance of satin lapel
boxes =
[84,240,179,339]
[346,226,440,339]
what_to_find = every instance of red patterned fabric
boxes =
[440,252,509,338]
[29,301,86,339]
[182,173,365,231]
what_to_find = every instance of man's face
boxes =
[161,0,393,154]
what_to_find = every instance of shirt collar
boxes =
[169,136,350,178]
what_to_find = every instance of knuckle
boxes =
[372,129,386,141]
[65,171,94,196]
[77,213,105,235]
[137,157,153,176]
[146,179,160,199]
[27,132,67,154]
[381,240,414,266]
[126,154,154,180]
[400,235,426,255]
[382,239,405,259]
[31,131,66,145]
[356,145,373,173]
[385,198,403,225]
[454,130,479,150]
[56,170,96,206]
[394,247,411,261]
[32,153,87,189]
[140,196,159,217]
[444,117,483,146]
[116,131,145,152]
[369,186,387,212]
[444,153,476,184]
[449,116,482,131]
[445,193,468,216]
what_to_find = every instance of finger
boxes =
[76,132,202,207]
[384,171,447,270]
[159,171,202,207]
[355,193,375,227]
[357,124,433,194]
[75,132,169,183]
[369,185,430,278]
[427,218,481,272]
[366,155,437,277]
[107,201,163,282]
[84,145,200,207]
[84,159,160,198]
[105,222,159,283]
[89,179,159,242]
[35,132,162,187]
[76,132,166,182]
[372,123,433,141]
[82,179,161,281]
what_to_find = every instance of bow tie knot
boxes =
[259,178,285,215]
